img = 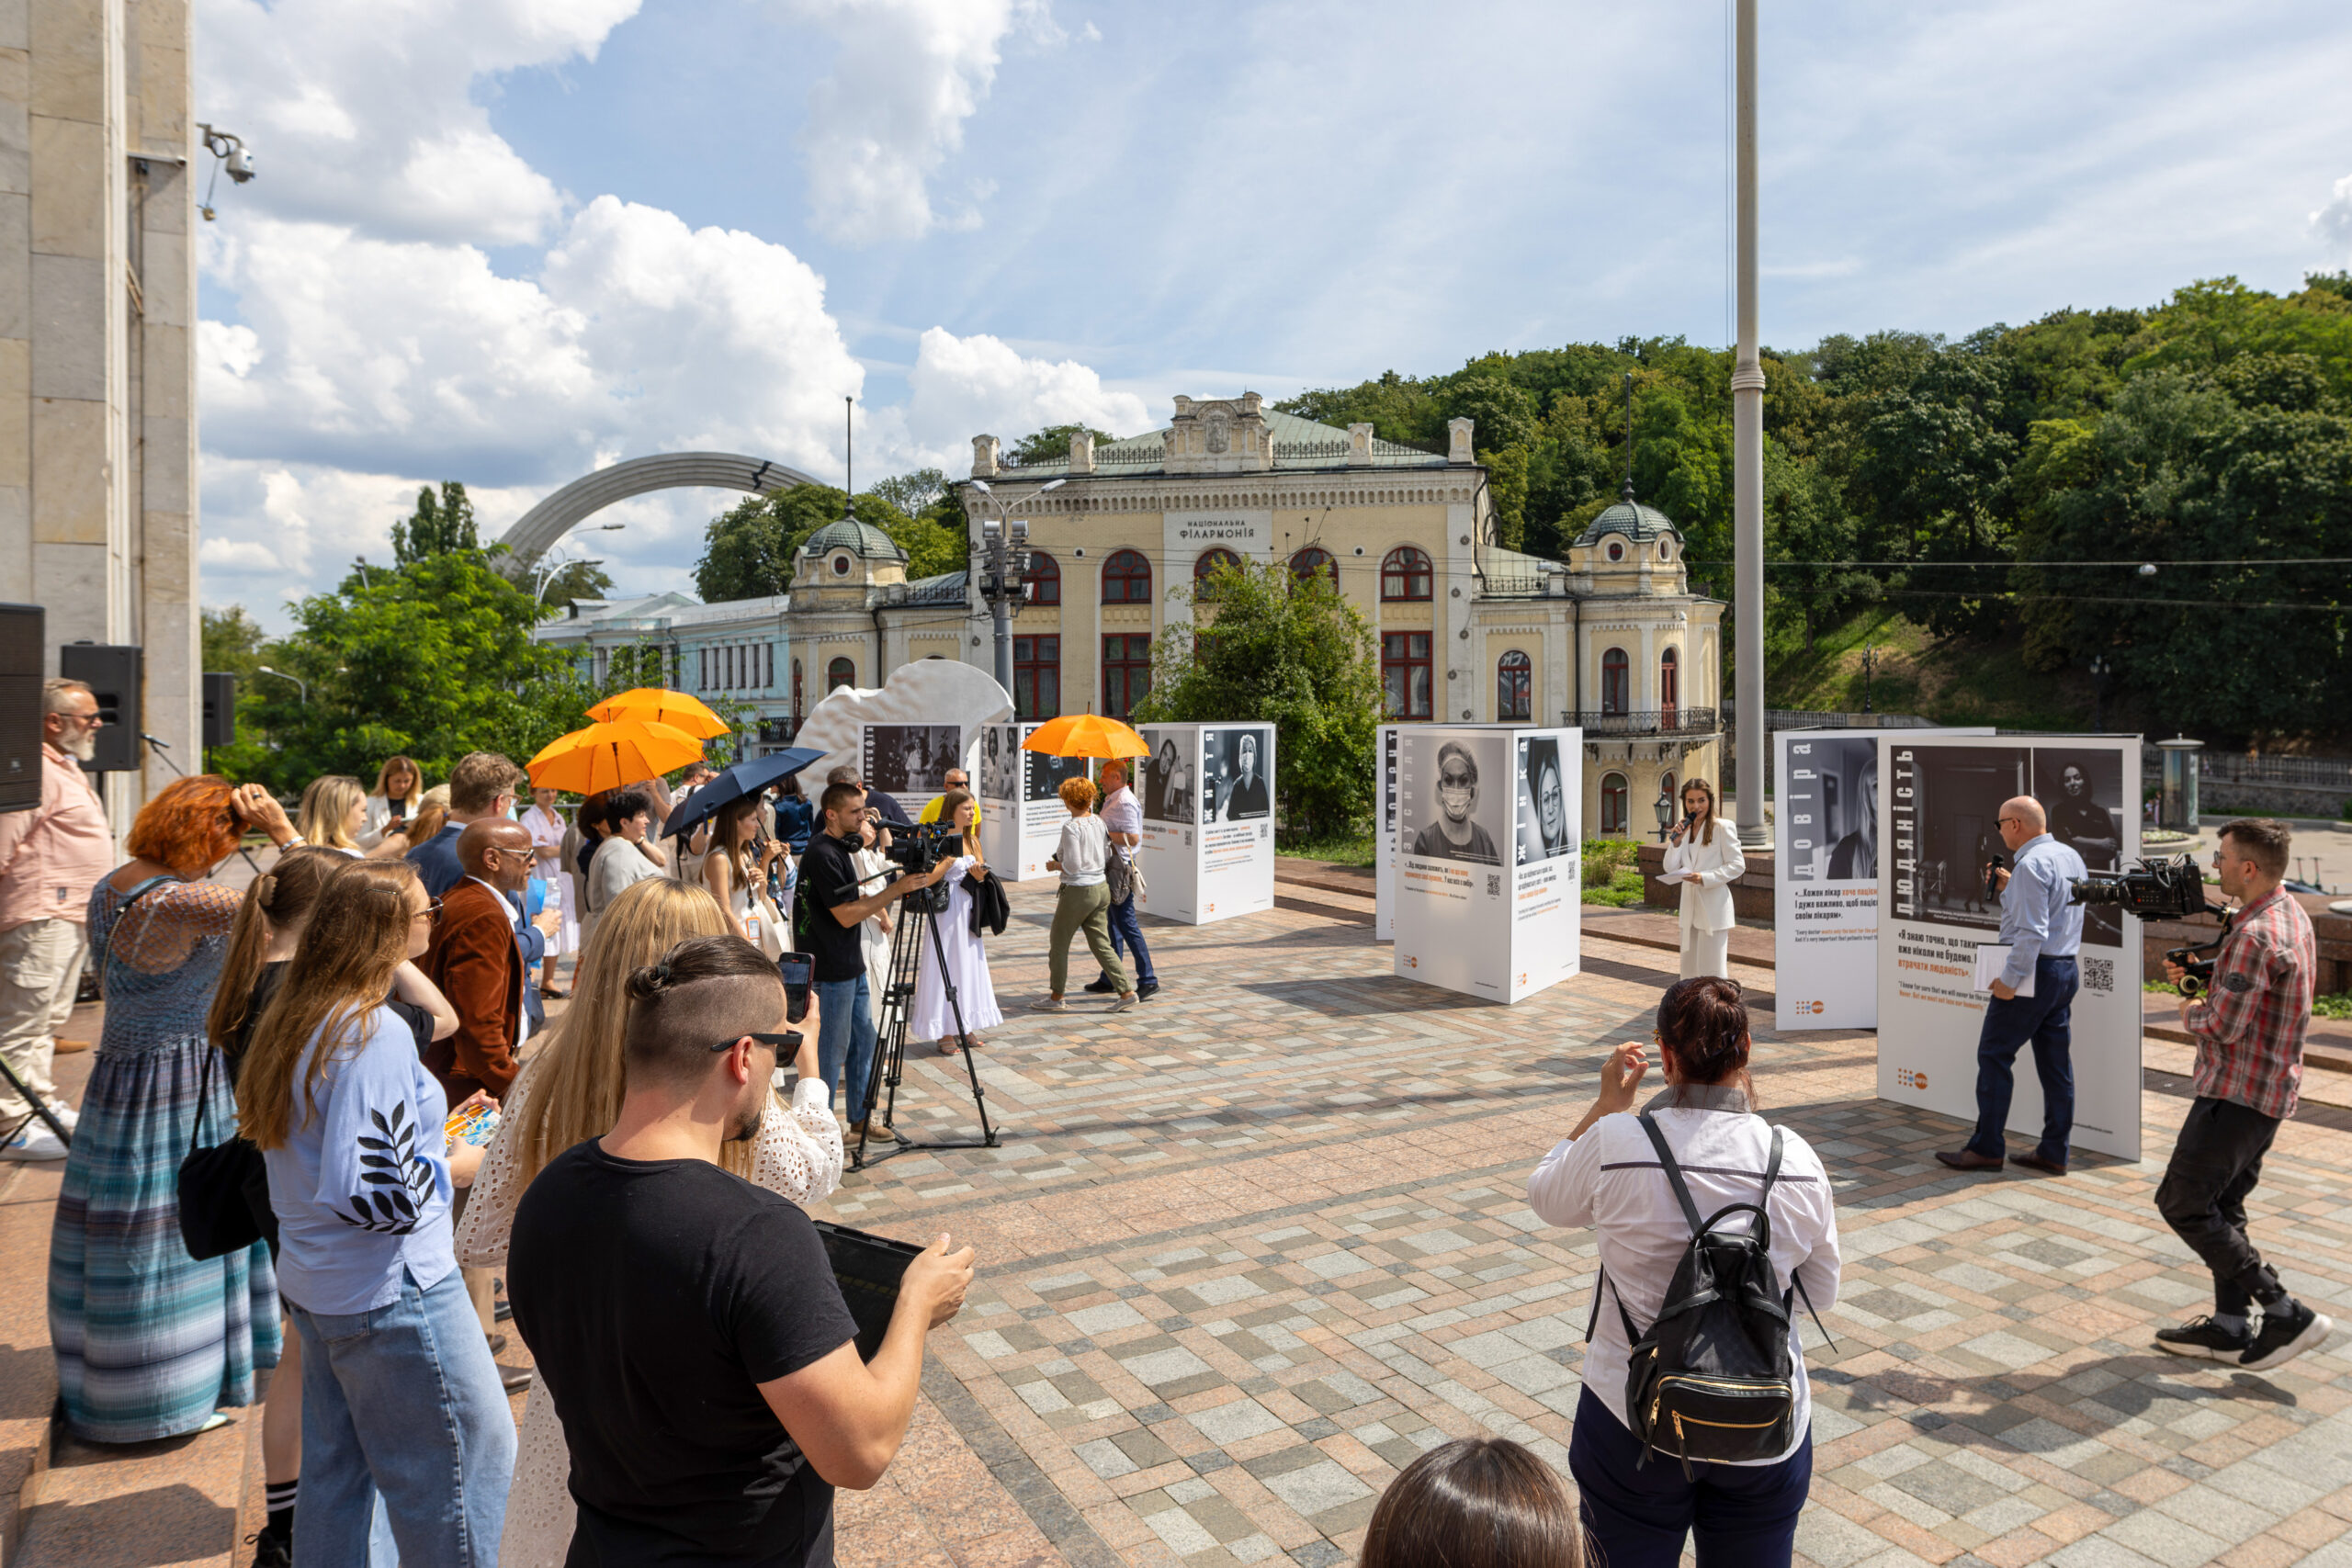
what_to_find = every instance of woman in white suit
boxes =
[1662,777,1745,977]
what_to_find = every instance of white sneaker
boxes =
[45,1102,77,1132]
[1,1122,67,1161]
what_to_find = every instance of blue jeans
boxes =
[817,974,878,1121]
[1102,892,1154,985]
[1966,953,2079,1164]
[1568,1387,1811,1568]
[289,1264,514,1568]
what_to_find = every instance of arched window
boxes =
[1497,650,1532,722]
[1289,547,1335,587]
[1659,772,1677,817]
[1659,646,1679,726]
[1381,546,1432,602]
[1102,548,1152,604]
[1023,549,1060,606]
[1601,772,1629,837]
[1194,547,1242,600]
[826,657,854,693]
[1600,648,1630,716]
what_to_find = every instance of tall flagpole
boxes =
[1732,0,1769,851]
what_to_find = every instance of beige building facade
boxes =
[0,0,199,826]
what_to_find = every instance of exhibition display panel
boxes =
[1135,722,1277,925]
[1377,722,1521,943]
[1873,733,2144,1161]
[1392,726,1582,1003]
[861,722,978,821]
[1773,726,1990,1032]
[977,722,1076,881]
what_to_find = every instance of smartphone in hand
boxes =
[777,951,813,1023]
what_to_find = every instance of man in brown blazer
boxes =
[422,818,545,1105]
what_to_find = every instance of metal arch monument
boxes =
[495,452,823,570]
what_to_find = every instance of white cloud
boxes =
[785,0,1053,244]
[2314,174,2352,256]
[197,0,640,245]
[887,326,1156,470]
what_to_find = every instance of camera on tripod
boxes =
[881,820,964,913]
[2068,853,2229,997]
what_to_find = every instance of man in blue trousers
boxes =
[1939,795,2086,1176]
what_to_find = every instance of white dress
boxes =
[520,805,572,957]
[453,1053,844,1568]
[852,844,893,1017]
[910,855,1003,1041]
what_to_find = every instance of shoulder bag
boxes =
[178,1044,268,1261]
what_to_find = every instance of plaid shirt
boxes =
[2185,886,2315,1120]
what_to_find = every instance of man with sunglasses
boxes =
[1938,795,2085,1177]
[2150,819,2330,1370]
[509,935,975,1568]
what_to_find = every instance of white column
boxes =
[1730,0,1768,850]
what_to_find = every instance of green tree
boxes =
[870,468,948,514]
[201,605,270,679]
[392,481,480,564]
[1007,424,1115,467]
[1131,558,1383,838]
[693,487,917,601]
[534,558,616,614]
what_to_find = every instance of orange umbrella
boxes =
[585,687,731,740]
[1020,714,1150,760]
[528,718,705,794]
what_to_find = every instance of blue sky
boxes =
[191,0,2352,626]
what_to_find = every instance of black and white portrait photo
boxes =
[1886,744,2027,932]
[1025,747,1089,803]
[2035,747,2125,949]
[979,726,1017,801]
[1514,736,1574,863]
[864,724,962,795]
[1783,737,1879,883]
[1406,734,1505,866]
[1206,728,1272,821]
[1143,728,1195,823]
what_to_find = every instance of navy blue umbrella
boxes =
[664,746,828,840]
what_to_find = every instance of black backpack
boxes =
[1588,1113,1831,1475]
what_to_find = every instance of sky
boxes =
[192,0,2352,627]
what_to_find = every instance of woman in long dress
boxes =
[911,790,1002,1054]
[50,776,301,1443]
[455,876,842,1568]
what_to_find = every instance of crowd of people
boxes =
[0,678,2330,1568]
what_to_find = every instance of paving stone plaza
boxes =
[815,882,2352,1568]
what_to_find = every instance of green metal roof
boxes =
[999,408,1453,478]
[1576,497,1680,547]
[802,518,906,560]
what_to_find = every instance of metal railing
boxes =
[1566,706,1721,737]
[1722,705,1939,732]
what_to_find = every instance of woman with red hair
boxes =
[49,775,303,1445]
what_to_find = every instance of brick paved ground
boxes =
[818,881,2352,1568]
[16,873,2352,1567]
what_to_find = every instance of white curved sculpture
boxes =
[498,452,822,570]
[795,660,1014,789]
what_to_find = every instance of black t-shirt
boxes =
[793,833,869,985]
[509,1141,860,1568]
[223,962,432,1076]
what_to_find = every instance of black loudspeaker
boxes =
[0,604,41,815]
[202,672,236,750]
[59,643,141,773]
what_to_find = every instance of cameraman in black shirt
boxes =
[511,936,975,1568]
[796,780,949,1142]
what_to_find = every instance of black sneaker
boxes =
[1082,976,1116,994]
[2154,1314,2251,1360]
[245,1528,292,1568]
[1136,980,1160,999]
[2242,1302,2334,1371]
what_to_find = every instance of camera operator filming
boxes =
[792,782,950,1145]
[1938,796,2084,1177]
[2150,819,2333,1371]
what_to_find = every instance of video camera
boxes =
[881,820,965,913]
[2068,853,2231,997]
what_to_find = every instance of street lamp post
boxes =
[2087,654,2111,733]
[1654,787,1677,844]
[969,478,1065,696]
[255,665,307,704]
[1730,0,1769,852]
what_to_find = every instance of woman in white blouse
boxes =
[1661,777,1745,979]
[455,875,842,1568]
[1527,976,1839,1566]
[358,754,425,852]
[1034,775,1134,1012]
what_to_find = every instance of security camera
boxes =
[226,145,256,184]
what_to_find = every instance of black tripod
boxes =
[851,872,1000,1170]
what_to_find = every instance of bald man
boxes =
[1939,795,2087,1175]
[420,818,547,1104]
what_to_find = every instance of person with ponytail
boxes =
[455,876,843,1568]
[1527,977,1840,1566]
[240,859,514,1566]
[1661,778,1746,980]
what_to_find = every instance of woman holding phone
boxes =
[1662,777,1745,979]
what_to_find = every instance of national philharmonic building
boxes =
[540,394,1723,838]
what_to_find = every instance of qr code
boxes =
[1487,874,1502,897]
[2082,956,2114,994]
